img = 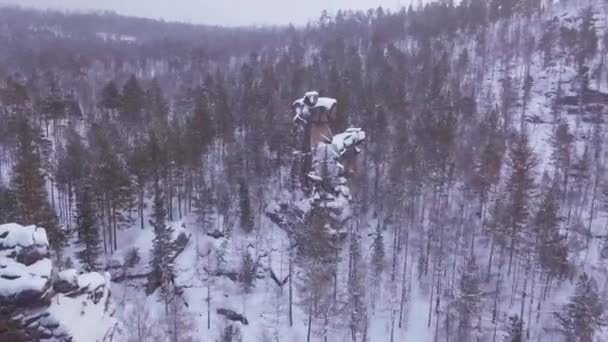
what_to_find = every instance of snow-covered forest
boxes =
[2,0,608,341]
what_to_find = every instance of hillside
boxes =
[1,0,608,341]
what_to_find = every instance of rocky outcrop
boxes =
[0,223,114,342]
[0,223,53,316]
[267,94,366,237]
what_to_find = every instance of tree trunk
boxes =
[289,246,294,327]
[207,254,211,330]
[307,299,313,342]
[139,185,144,230]
[398,230,410,328]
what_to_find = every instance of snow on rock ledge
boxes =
[47,272,116,342]
[0,223,52,314]
[1,223,118,341]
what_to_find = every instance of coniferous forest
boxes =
[1,0,608,341]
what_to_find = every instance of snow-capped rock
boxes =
[0,223,53,315]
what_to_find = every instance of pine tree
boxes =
[505,133,537,274]
[75,182,102,271]
[534,188,568,278]
[555,273,605,342]
[120,75,144,126]
[12,117,63,251]
[149,184,175,300]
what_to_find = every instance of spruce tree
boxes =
[75,183,102,271]
[505,133,537,274]
[149,184,175,299]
